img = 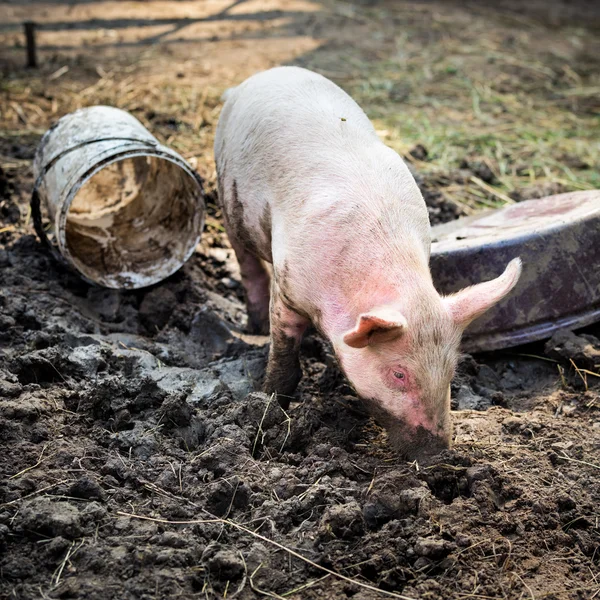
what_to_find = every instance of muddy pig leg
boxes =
[263,290,310,408]
[228,235,271,335]
[217,172,271,334]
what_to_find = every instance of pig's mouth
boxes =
[364,399,449,461]
[386,424,449,462]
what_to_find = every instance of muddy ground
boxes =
[1,1,600,599]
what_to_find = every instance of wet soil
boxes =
[1,146,599,600]
[1,0,600,596]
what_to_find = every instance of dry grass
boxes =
[1,0,598,219]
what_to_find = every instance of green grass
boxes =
[1,0,598,213]
[301,1,600,212]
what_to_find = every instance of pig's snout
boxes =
[365,401,451,460]
[387,421,451,461]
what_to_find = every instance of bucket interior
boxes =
[64,155,203,288]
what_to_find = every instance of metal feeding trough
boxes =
[430,190,600,353]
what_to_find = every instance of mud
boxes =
[1,158,599,599]
[1,0,599,591]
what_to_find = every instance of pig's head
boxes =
[335,258,522,460]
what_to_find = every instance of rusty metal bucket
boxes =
[430,190,600,352]
[32,106,205,289]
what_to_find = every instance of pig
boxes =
[214,66,521,459]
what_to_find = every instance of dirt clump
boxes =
[1,0,599,595]
[1,191,599,598]
[545,329,600,371]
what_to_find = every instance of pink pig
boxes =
[214,67,521,459]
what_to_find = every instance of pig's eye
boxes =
[389,368,409,389]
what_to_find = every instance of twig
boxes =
[48,66,69,81]
[252,394,274,457]
[249,563,286,599]
[557,365,567,389]
[570,359,588,391]
[9,444,49,479]
[470,176,515,205]
[298,478,322,502]
[142,481,199,509]
[282,574,331,597]
[558,453,600,471]
[0,479,72,507]
[117,511,415,599]
[278,405,291,454]
[512,353,558,364]
[578,368,600,379]
[221,548,247,598]
[52,540,85,586]
[222,479,241,520]
[512,572,536,600]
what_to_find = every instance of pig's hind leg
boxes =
[229,237,271,335]
[218,173,271,334]
[263,291,310,408]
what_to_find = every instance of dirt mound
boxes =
[1,1,599,589]
[1,195,599,599]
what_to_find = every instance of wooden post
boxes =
[24,21,37,68]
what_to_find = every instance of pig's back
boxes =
[215,67,385,201]
[215,67,429,320]
[216,66,378,159]
[214,67,391,256]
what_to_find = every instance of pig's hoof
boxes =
[276,394,292,410]
[262,367,302,409]
[247,312,270,335]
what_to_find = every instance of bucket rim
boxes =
[32,142,205,289]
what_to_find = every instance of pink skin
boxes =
[214,66,523,459]
[325,259,521,458]
[383,368,435,431]
[331,290,457,455]
[381,369,429,430]
[223,221,521,458]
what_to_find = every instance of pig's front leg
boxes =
[263,291,310,408]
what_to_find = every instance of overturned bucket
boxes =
[32,106,205,289]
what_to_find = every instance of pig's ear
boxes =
[343,307,407,349]
[443,258,522,329]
